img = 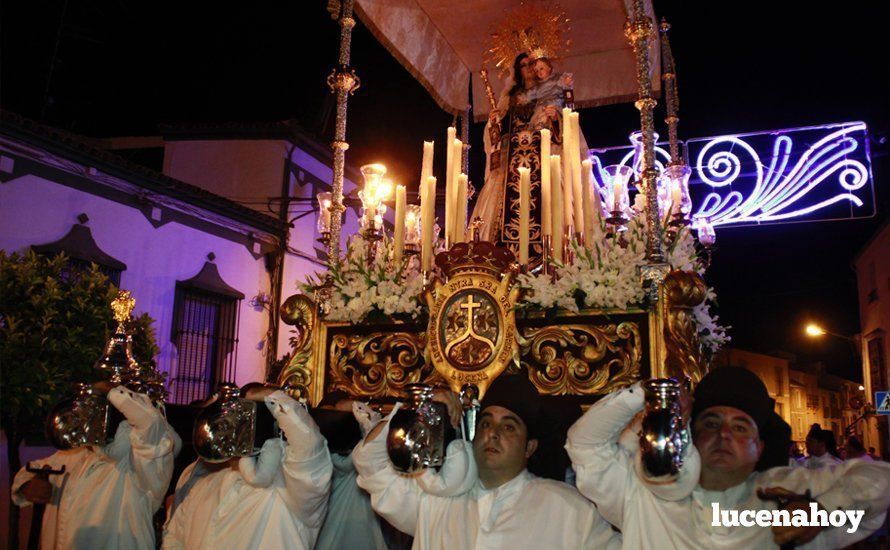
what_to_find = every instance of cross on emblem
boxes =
[460,294,482,321]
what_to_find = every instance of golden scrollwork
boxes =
[663,270,708,383]
[328,331,443,398]
[521,322,642,395]
[277,294,317,400]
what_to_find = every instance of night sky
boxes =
[2,1,888,380]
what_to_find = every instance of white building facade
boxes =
[0,114,359,403]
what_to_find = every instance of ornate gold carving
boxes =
[280,295,315,347]
[277,294,317,400]
[327,331,442,398]
[663,271,707,382]
[521,322,642,395]
[111,290,135,324]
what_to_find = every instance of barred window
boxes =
[170,262,243,404]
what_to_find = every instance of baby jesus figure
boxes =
[529,57,574,131]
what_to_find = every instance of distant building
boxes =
[0,113,360,403]
[853,219,890,457]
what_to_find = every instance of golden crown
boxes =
[435,241,516,279]
[486,1,571,75]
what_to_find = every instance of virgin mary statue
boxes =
[471,7,590,263]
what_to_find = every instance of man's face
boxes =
[534,59,551,80]
[472,405,537,478]
[693,406,764,476]
[805,436,825,456]
[519,57,536,82]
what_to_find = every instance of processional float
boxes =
[278,0,719,460]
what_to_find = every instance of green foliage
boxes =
[0,250,159,439]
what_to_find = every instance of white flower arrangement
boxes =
[305,199,729,356]
[304,233,425,324]
[518,207,730,356]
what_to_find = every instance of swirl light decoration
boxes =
[588,122,874,228]
[690,122,870,225]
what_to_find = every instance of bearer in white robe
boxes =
[796,429,843,470]
[162,389,331,550]
[13,385,181,550]
[313,391,387,550]
[352,374,622,550]
[567,367,890,549]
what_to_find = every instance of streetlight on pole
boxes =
[804,323,857,343]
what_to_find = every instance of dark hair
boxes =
[847,435,866,453]
[508,53,531,99]
[318,389,351,409]
[816,429,840,458]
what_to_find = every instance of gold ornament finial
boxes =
[111,290,136,325]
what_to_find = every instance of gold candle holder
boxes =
[361,222,383,265]
[541,234,553,276]
[563,224,575,266]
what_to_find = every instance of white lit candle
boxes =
[581,160,594,246]
[541,129,552,237]
[671,181,682,216]
[450,139,463,244]
[561,108,574,231]
[393,184,406,264]
[444,127,456,245]
[551,155,564,263]
[613,180,624,213]
[421,176,436,272]
[519,167,530,266]
[569,112,584,239]
[421,141,434,182]
[456,173,468,242]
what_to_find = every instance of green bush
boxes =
[0,248,159,450]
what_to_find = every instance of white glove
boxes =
[107,386,157,431]
[264,390,319,441]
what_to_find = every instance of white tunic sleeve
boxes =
[352,418,424,536]
[565,384,645,528]
[266,390,333,530]
[107,387,179,509]
[757,458,890,545]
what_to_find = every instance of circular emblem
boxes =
[440,290,501,372]
[425,269,519,397]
